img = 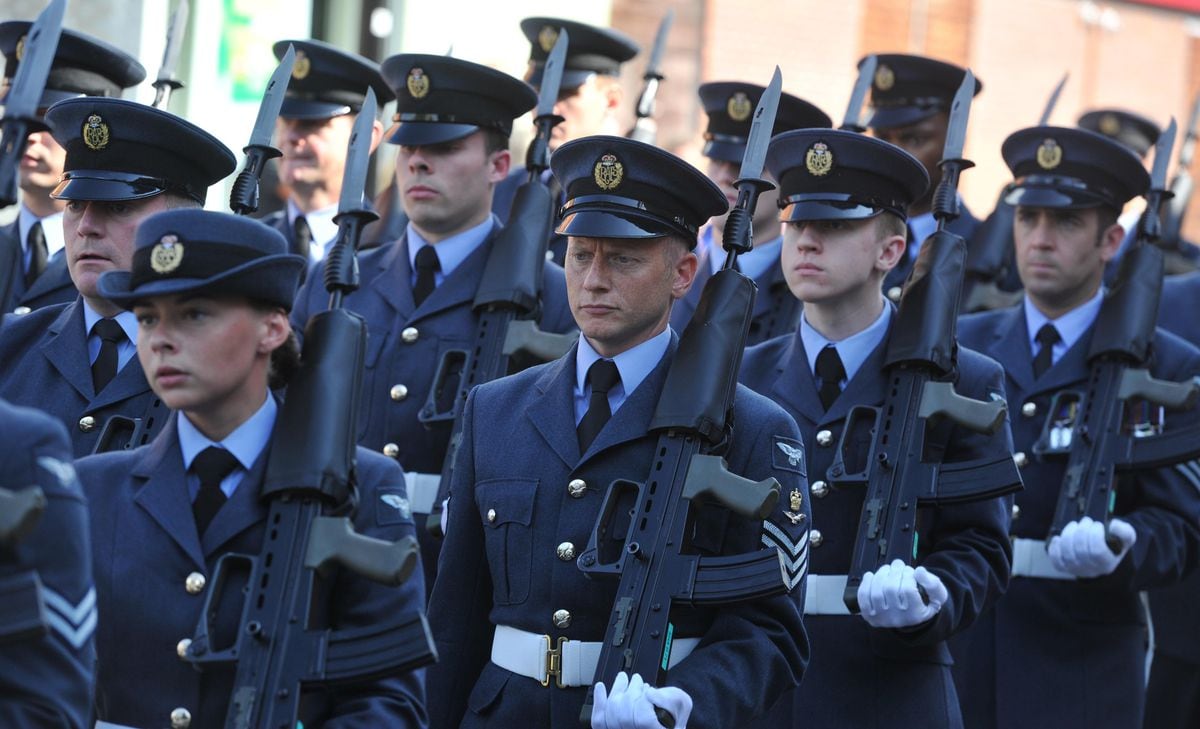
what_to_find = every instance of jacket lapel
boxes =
[581,337,676,461]
[988,306,1036,395]
[91,351,152,410]
[527,347,582,468]
[200,444,270,556]
[410,232,494,321]
[821,327,889,425]
[1032,325,1093,396]
[39,301,94,400]
[368,237,415,319]
[131,416,207,570]
[770,332,824,429]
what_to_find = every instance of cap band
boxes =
[563,193,699,237]
[130,240,261,289]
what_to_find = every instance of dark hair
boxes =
[482,128,510,156]
[875,211,908,239]
[249,300,302,390]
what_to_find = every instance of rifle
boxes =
[577,68,790,726]
[961,73,1067,313]
[1156,93,1200,270]
[183,89,436,728]
[827,71,1023,613]
[151,0,188,109]
[626,9,673,145]
[229,44,294,215]
[1037,120,1200,547]
[840,55,876,133]
[0,486,49,645]
[420,31,578,536]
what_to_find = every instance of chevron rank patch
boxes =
[1175,460,1200,495]
[44,586,97,650]
[762,519,809,592]
[378,490,412,525]
[772,436,806,476]
[37,456,77,489]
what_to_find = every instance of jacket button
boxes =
[567,479,587,498]
[13,306,31,315]
[1014,451,1028,468]
[1012,504,1021,520]
[816,430,833,447]
[557,542,576,561]
[1021,402,1037,418]
[185,572,206,595]
[810,529,824,547]
[383,443,400,458]
[176,638,192,659]
[170,707,192,728]
[487,508,497,523]
[401,327,419,343]
[78,416,96,432]
[810,480,829,498]
[887,286,903,302]
[390,384,409,401]
[553,609,572,629]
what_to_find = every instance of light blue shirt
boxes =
[906,210,937,261]
[83,302,138,372]
[708,235,783,281]
[406,215,496,289]
[178,395,277,502]
[800,301,891,387]
[574,326,673,425]
[17,205,65,269]
[287,200,338,261]
[1023,287,1105,367]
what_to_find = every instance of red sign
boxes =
[1123,0,1200,13]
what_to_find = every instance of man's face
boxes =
[396,131,509,242]
[276,114,355,193]
[64,194,172,303]
[780,216,903,306]
[704,158,780,240]
[873,112,948,206]
[1013,205,1121,314]
[550,75,620,149]
[19,129,67,196]
[565,235,696,357]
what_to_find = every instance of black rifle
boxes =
[1037,120,1200,547]
[627,9,673,145]
[827,71,1023,613]
[961,73,1067,313]
[151,0,188,109]
[183,90,436,729]
[577,68,789,727]
[840,55,876,133]
[0,486,48,644]
[229,45,294,215]
[420,31,578,536]
[1155,93,1200,273]
[90,397,170,454]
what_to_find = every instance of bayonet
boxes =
[229,44,295,214]
[1151,117,1177,195]
[841,54,877,132]
[151,0,189,109]
[721,66,781,263]
[931,70,977,226]
[737,66,780,183]
[336,88,376,216]
[1038,73,1067,126]
[627,10,673,145]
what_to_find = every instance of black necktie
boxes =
[25,221,47,287]
[293,216,313,259]
[413,245,440,306]
[815,345,846,411]
[91,318,126,393]
[191,447,240,536]
[1032,324,1061,379]
[577,359,621,453]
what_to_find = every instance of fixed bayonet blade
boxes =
[536,30,568,118]
[156,0,189,87]
[337,88,377,214]
[1038,72,1067,126]
[1151,117,1177,194]
[644,9,674,80]
[247,44,295,149]
[941,69,976,163]
[738,66,781,182]
[841,55,877,132]
[3,0,66,121]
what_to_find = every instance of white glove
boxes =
[1048,516,1135,578]
[592,672,693,729]
[857,559,948,629]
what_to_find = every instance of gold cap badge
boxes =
[407,67,430,99]
[594,152,624,191]
[805,141,833,177]
[727,92,753,123]
[1036,138,1062,170]
[538,25,559,54]
[790,489,802,512]
[292,50,311,80]
[1099,113,1121,136]
[874,64,895,92]
[82,114,110,151]
[14,34,25,62]
[150,234,184,274]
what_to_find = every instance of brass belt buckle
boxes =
[541,635,568,688]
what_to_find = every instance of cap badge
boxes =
[727,92,753,122]
[1099,113,1121,136]
[14,35,25,62]
[1036,138,1062,170]
[82,114,110,151]
[407,67,430,99]
[874,64,895,92]
[805,141,833,177]
[292,50,311,80]
[594,152,624,191]
[150,234,184,275]
[538,25,559,54]
[790,489,802,512]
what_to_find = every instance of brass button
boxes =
[556,542,576,561]
[567,479,587,498]
[1014,451,1028,468]
[810,529,824,547]
[13,306,30,315]
[887,286,903,302]
[176,638,192,659]
[383,443,400,458]
[487,508,497,523]
[1012,504,1022,520]
[401,326,419,343]
[553,609,572,628]
[185,572,206,595]
[811,480,830,499]
[170,707,192,728]
[1021,402,1037,418]
[78,416,96,432]
[390,384,409,401]
[816,429,833,447]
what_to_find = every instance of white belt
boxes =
[804,574,852,615]
[490,624,700,688]
[403,472,442,515]
[1011,537,1075,580]
[96,722,141,729]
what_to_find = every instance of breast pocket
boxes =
[476,478,538,605]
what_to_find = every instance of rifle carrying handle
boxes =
[918,381,1006,435]
[0,486,46,544]
[305,516,420,587]
[682,455,779,520]
[1117,368,1200,410]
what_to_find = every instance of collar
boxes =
[177,395,277,472]
[288,199,339,259]
[406,215,496,279]
[83,301,139,343]
[709,234,783,280]
[800,300,891,382]
[1023,286,1105,359]
[907,210,938,259]
[18,205,65,259]
[575,326,673,402]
